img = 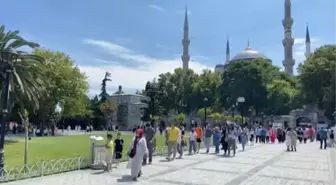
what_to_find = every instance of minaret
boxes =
[305,24,311,59]
[282,0,295,76]
[181,6,190,70]
[225,37,230,64]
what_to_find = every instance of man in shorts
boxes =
[195,124,203,153]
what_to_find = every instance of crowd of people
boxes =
[103,122,335,181]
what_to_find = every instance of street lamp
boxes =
[203,97,208,127]
[261,112,266,127]
[0,48,19,172]
[237,97,245,125]
[248,108,252,126]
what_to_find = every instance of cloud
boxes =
[148,4,164,12]
[293,37,320,63]
[81,39,211,95]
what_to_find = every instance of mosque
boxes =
[179,0,331,128]
[180,0,312,76]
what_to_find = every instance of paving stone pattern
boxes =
[5,142,335,185]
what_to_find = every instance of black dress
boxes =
[114,139,124,159]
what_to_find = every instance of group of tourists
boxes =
[104,121,335,181]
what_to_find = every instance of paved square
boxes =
[4,142,335,185]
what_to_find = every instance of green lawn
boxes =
[4,133,166,168]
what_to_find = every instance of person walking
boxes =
[286,128,297,151]
[114,132,124,168]
[105,134,114,172]
[221,126,229,155]
[204,124,212,153]
[227,127,237,156]
[270,127,276,144]
[319,127,328,149]
[249,128,254,145]
[212,127,221,154]
[189,128,197,155]
[195,124,203,153]
[285,128,292,151]
[303,128,309,143]
[143,123,155,165]
[240,130,247,151]
[177,126,185,158]
[329,130,335,148]
[166,123,180,161]
[128,129,148,181]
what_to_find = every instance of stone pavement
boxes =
[5,142,336,185]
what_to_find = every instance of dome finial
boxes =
[246,39,251,50]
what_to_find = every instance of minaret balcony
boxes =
[181,55,190,61]
[282,18,293,27]
[182,39,190,45]
[282,39,294,45]
[282,59,295,66]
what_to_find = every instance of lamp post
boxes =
[248,108,252,126]
[0,48,19,172]
[203,97,208,127]
[261,112,265,127]
[237,97,245,125]
[231,104,236,120]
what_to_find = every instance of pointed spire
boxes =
[226,36,230,64]
[184,6,188,29]
[226,36,230,54]
[306,23,310,43]
[181,5,190,70]
[246,39,251,50]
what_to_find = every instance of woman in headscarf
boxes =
[129,129,148,181]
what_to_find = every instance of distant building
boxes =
[108,93,149,130]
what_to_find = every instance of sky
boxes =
[1,0,335,96]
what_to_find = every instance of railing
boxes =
[0,157,89,183]
[0,145,175,182]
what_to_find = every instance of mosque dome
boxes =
[230,41,269,62]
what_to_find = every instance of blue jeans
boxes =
[189,140,196,154]
[214,142,220,153]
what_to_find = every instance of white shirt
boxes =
[189,132,197,141]
[177,130,182,144]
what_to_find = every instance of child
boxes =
[240,131,247,151]
[114,132,124,168]
[189,129,197,155]
[105,134,114,172]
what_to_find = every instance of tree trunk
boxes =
[24,123,28,167]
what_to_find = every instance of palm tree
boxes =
[0,25,45,111]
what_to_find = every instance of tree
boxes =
[192,70,222,111]
[31,49,91,129]
[266,79,299,115]
[197,107,213,123]
[99,72,112,103]
[298,45,336,118]
[211,112,222,123]
[99,101,117,130]
[174,113,186,124]
[0,25,45,112]
[219,59,288,115]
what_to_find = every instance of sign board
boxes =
[92,145,106,165]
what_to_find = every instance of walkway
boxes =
[5,142,336,185]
